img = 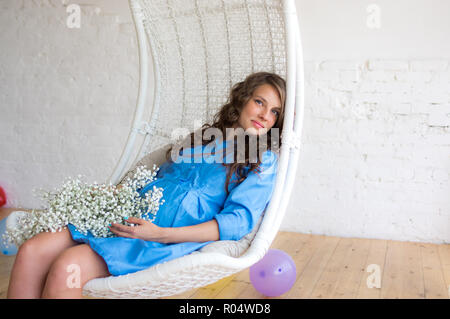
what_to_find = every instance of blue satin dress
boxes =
[68,139,278,276]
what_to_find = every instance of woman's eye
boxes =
[255,99,263,105]
[272,109,280,116]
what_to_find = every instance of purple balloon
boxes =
[249,249,296,297]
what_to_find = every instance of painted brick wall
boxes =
[282,59,450,244]
[0,1,448,243]
[0,0,137,211]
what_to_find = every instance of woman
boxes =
[7,72,286,299]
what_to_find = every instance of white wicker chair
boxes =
[81,0,305,298]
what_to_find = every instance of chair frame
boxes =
[82,0,305,298]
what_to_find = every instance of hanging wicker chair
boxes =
[75,0,303,298]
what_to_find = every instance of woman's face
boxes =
[235,84,282,135]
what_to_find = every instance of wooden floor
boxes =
[1,208,449,299]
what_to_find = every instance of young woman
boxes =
[7,72,286,299]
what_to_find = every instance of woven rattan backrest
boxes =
[131,0,287,153]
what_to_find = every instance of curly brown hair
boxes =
[166,72,286,195]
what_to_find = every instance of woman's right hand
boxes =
[109,217,166,242]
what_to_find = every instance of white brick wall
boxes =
[0,0,136,209]
[0,0,449,244]
[282,59,450,244]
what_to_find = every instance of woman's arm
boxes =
[109,218,220,244]
[160,219,220,244]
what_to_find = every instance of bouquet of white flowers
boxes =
[2,164,165,248]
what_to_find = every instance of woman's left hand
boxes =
[109,217,165,242]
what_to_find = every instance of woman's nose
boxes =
[259,107,271,120]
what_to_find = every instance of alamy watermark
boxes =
[66,263,81,289]
[366,264,381,289]
[366,4,381,29]
[169,122,280,170]
[66,4,81,29]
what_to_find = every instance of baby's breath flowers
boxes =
[2,165,165,248]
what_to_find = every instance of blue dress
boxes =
[68,139,278,276]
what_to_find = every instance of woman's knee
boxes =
[15,229,77,268]
[44,244,110,296]
[44,247,82,293]
[16,234,48,264]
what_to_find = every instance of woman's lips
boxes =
[252,120,264,129]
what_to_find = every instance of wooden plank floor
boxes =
[0,208,449,299]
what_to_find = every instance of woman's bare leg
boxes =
[7,228,78,299]
[42,244,110,299]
